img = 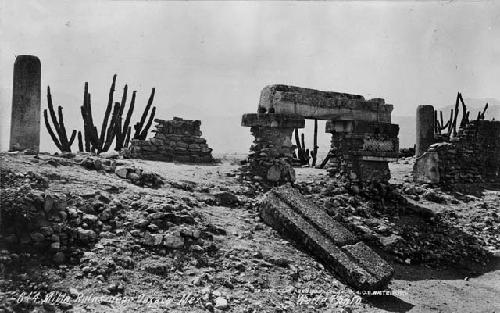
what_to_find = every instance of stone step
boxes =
[260,185,393,290]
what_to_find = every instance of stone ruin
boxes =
[414,105,500,190]
[241,85,399,184]
[9,55,41,152]
[125,117,215,163]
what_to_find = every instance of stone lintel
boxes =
[258,85,393,122]
[241,113,305,128]
[326,120,399,137]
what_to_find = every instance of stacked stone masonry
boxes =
[126,117,214,163]
[326,121,399,182]
[414,120,500,189]
[241,113,304,183]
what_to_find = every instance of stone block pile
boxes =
[125,117,214,163]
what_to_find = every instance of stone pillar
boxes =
[241,113,305,184]
[416,105,435,157]
[9,55,41,152]
[325,120,399,183]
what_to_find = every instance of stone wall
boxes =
[414,120,500,189]
[125,117,214,163]
[326,121,399,182]
[0,171,123,264]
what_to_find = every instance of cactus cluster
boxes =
[293,119,319,166]
[434,92,489,138]
[44,74,157,153]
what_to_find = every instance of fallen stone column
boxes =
[241,113,305,184]
[260,186,394,290]
[9,55,41,152]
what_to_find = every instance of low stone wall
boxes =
[125,117,214,163]
[414,120,500,189]
[0,175,122,264]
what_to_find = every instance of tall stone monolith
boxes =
[416,105,435,157]
[9,55,41,152]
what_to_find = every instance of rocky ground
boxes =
[0,152,499,313]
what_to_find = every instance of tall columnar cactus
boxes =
[80,76,120,153]
[477,103,488,120]
[311,119,319,166]
[114,86,136,151]
[434,110,451,135]
[294,129,310,165]
[43,86,77,152]
[77,131,84,152]
[133,88,156,140]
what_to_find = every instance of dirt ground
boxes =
[1,153,499,313]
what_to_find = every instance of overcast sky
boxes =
[1,1,499,153]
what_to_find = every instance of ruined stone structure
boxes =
[242,85,399,184]
[125,117,214,163]
[414,119,500,190]
[9,55,41,152]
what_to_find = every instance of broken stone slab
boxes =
[413,151,440,184]
[258,85,393,122]
[260,185,393,290]
[271,187,357,246]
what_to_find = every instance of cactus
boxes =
[80,76,120,153]
[114,86,136,151]
[77,131,84,152]
[294,129,309,165]
[43,86,77,152]
[311,119,319,166]
[458,93,470,129]
[477,103,488,120]
[133,88,156,140]
[434,109,451,135]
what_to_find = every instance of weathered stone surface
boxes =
[413,151,440,184]
[241,113,305,128]
[343,241,393,285]
[258,85,393,122]
[416,105,435,157]
[260,186,393,290]
[271,187,357,246]
[115,167,129,178]
[9,55,41,152]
